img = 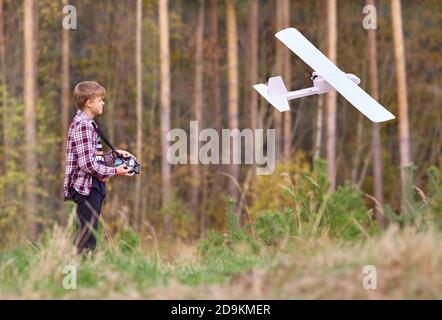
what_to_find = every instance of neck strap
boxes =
[91,122,120,157]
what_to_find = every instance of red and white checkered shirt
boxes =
[63,110,117,200]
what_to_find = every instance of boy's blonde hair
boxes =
[73,81,106,110]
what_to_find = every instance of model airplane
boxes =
[253,27,395,123]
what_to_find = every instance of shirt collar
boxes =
[76,110,94,124]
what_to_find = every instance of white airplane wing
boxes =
[275,27,395,123]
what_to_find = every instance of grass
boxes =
[1,162,441,299]
[0,222,441,299]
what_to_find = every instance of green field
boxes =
[1,162,441,299]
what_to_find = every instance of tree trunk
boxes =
[23,0,37,240]
[59,0,70,223]
[135,0,143,229]
[106,1,116,144]
[273,0,283,161]
[226,0,239,204]
[326,0,337,191]
[191,0,204,234]
[247,0,258,199]
[249,0,258,134]
[367,0,384,227]
[208,1,221,220]
[0,0,8,173]
[159,0,172,232]
[282,0,291,160]
[314,6,325,160]
[112,0,131,148]
[391,0,411,199]
[61,0,69,173]
[209,0,221,134]
[314,96,323,158]
[351,114,364,183]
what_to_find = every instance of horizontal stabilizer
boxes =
[253,83,290,112]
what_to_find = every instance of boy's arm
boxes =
[103,150,118,167]
[103,150,136,166]
[74,122,117,179]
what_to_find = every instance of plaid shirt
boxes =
[63,110,117,201]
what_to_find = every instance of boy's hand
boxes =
[117,149,136,160]
[116,164,134,176]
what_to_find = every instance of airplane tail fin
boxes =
[268,76,288,95]
[253,76,290,112]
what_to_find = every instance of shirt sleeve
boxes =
[103,150,119,167]
[73,122,117,179]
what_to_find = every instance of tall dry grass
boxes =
[1,223,441,299]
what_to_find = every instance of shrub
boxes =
[325,182,376,240]
[255,208,293,246]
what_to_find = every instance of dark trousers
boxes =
[69,178,106,254]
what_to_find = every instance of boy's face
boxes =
[85,96,105,116]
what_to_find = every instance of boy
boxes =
[63,81,134,254]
